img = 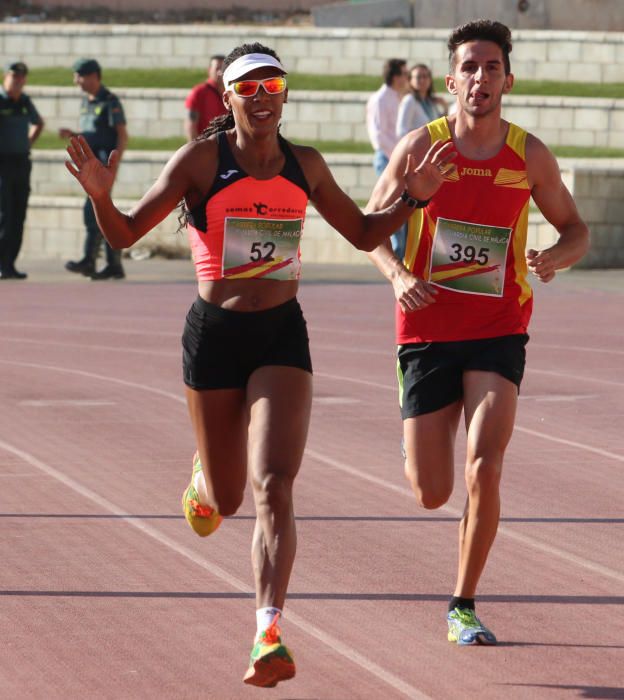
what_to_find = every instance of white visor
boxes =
[222,53,287,87]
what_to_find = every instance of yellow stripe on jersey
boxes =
[404,208,425,270]
[512,199,532,306]
[427,116,452,143]
[404,118,451,273]
[506,123,527,161]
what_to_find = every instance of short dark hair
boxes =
[382,58,407,86]
[209,54,225,64]
[448,20,512,75]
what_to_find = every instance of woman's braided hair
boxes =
[177,42,283,229]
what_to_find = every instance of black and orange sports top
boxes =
[186,131,310,281]
[398,116,534,343]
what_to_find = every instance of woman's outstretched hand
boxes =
[404,139,457,202]
[65,135,118,200]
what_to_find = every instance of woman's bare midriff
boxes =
[197,278,299,312]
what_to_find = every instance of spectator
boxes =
[396,64,448,138]
[60,58,128,280]
[366,58,409,259]
[0,60,44,280]
[184,55,227,141]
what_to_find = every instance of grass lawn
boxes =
[35,132,373,153]
[25,67,624,98]
[34,131,624,158]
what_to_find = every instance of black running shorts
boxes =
[397,333,529,419]
[182,296,313,390]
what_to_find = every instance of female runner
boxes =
[65,42,454,688]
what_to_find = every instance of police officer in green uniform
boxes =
[0,61,44,280]
[60,58,128,280]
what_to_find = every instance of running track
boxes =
[0,263,622,699]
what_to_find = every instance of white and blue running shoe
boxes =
[447,607,497,646]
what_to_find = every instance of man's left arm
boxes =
[527,136,590,282]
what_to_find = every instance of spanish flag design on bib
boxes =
[397,116,533,343]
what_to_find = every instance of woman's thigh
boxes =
[246,366,313,487]
[185,386,249,506]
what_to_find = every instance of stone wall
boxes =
[2,23,623,82]
[29,87,624,151]
[570,165,624,268]
[22,152,622,268]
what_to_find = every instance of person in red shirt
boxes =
[367,20,589,647]
[184,54,227,141]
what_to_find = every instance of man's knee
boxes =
[404,461,452,509]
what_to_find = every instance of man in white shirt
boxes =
[366,58,409,257]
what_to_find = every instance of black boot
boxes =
[90,264,125,280]
[65,258,95,276]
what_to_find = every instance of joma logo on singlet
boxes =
[460,167,492,177]
[220,169,239,180]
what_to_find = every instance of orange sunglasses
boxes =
[231,76,287,98]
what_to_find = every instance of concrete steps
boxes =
[22,151,624,267]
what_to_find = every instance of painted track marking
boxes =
[1,358,622,584]
[0,436,430,700]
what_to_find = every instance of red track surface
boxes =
[0,265,623,699]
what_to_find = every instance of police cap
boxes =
[5,60,28,75]
[72,58,101,76]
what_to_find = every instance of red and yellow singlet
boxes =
[398,116,533,343]
[186,132,310,281]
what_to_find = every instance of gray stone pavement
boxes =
[5,257,623,291]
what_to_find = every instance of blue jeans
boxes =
[372,150,406,261]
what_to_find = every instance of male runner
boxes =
[367,19,589,644]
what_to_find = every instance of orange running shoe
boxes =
[243,615,295,688]
[182,452,222,537]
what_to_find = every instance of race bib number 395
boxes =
[428,217,512,297]
[223,217,303,280]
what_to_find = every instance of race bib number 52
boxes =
[223,217,302,280]
[428,217,512,297]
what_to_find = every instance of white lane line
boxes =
[5,337,624,390]
[3,324,623,356]
[20,400,116,407]
[528,368,624,389]
[2,361,622,581]
[2,337,176,358]
[0,437,430,700]
[314,397,360,405]
[0,360,186,404]
[519,394,599,403]
[513,426,624,463]
[529,343,624,357]
[0,321,180,337]
[2,359,622,465]
[304,449,624,585]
